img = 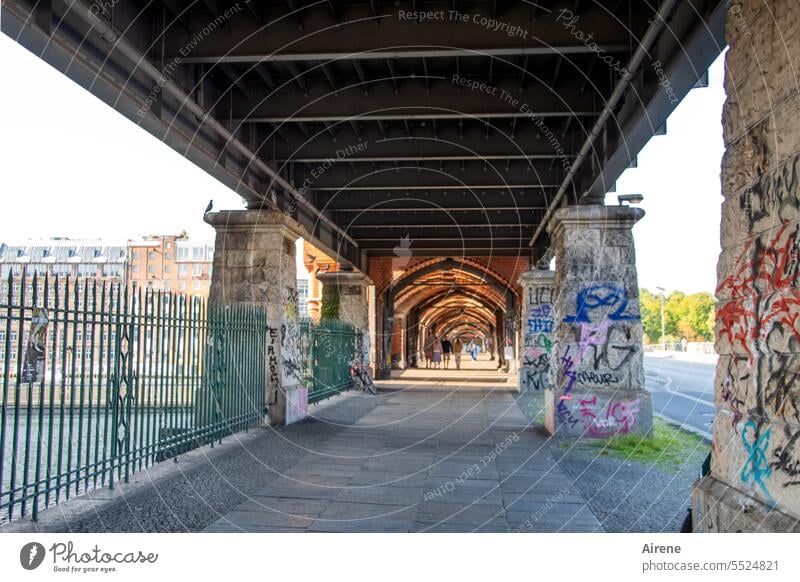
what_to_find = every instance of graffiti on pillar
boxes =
[577,395,640,437]
[560,284,640,388]
[555,345,579,428]
[740,419,775,505]
[527,304,554,342]
[762,355,800,423]
[522,353,550,392]
[717,221,800,362]
[563,283,639,324]
[739,151,800,231]
[281,286,304,387]
[521,286,554,392]
[529,285,555,306]
[771,429,800,487]
[566,321,637,388]
[720,357,746,427]
[267,326,280,402]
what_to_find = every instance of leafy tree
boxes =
[639,289,664,343]
[639,288,716,343]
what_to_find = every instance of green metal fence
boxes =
[0,272,267,524]
[300,318,360,405]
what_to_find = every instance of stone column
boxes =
[518,269,556,399]
[205,209,307,426]
[545,205,652,438]
[317,270,372,364]
[692,0,800,532]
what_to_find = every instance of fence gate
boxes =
[303,319,358,405]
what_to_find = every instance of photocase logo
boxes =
[392,234,413,270]
[20,542,46,570]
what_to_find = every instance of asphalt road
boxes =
[643,354,716,439]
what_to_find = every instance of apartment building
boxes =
[127,235,214,297]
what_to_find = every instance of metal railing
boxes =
[0,272,267,523]
[300,318,360,404]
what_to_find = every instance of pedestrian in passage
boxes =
[441,336,453,369]
[432,337,442,369]
[424,333,435,368]
[453,337,463,369]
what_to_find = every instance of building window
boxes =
[177,247,189,260]
[179,281,186,290]
[192,264,202,277]
[165,242,172,250]
[148,265,156,273]
[148,251,156,260]
[77,264,96,277]
[192,247,204,260]
[193,281,201,290]
[164,265,170,273]
[165,252,172,259]
[178,264,187,277]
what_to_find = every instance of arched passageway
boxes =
[377,258,520,374]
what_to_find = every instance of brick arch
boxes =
[378,257,521,373]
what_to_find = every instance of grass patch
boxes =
[569,418,708,471]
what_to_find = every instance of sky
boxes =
[0,34,725,293]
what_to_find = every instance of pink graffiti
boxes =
[577,320,611,358]
[578,395,640,437]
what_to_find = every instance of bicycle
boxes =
[350,358,377,395]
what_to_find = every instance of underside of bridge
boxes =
[13,0,800,535]
[3,0,724,267]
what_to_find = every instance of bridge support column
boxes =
[692,0,800,532]
[205,209,306,426]
[518,270,556,400]
[545,205,652,438]
[317,271,372,363]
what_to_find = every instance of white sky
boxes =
[0,34,725,292]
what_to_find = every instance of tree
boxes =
[638,288,717,343]
[639,288,663,343]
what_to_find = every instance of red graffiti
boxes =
[717,221,800,361]
[578,395,640,437]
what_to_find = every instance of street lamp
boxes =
[655,286,666,351]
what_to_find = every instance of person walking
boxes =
[424,333,435,368]
[469,339,478,361]
[432,337,442,369]
[441,336,453,369]
[453,337,463,369]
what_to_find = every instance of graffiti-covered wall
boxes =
[519,270,555,395]
[545,205,652,438]
[693,0,800,532]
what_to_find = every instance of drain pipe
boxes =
[66,0,358,248]
[529,0,681,247]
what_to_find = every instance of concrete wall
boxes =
[693,0,800,532]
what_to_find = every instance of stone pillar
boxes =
[518,269,556,399]
[205,209,307,426]
[692,0,800,532]
[545,205,652,438]
[316,270,372,364]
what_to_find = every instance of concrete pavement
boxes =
[204,389,602,533]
